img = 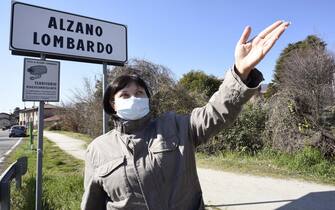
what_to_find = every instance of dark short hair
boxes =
[103,74,151,115]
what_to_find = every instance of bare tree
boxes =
[279,42,335,127]
[108,59,175,96]
[60,78,102,138]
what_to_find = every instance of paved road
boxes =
[199,168,335,210]
[44,131,335,210]
[0,130,23,173]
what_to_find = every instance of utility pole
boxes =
[102,63,109,134]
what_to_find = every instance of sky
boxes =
[1,0,335,113]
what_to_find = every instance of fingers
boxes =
[264,21,290,41]
[238,26,252,45]
[257,20,283,39]
[262,22,290,54]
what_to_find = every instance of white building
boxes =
[19,104,60,128]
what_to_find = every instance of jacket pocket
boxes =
[97,156,132,204]
[149,134,179,153]
[148,135,181,183]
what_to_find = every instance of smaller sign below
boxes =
[23,58,60,102]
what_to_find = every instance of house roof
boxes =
[0,113,10,120]
[44,115,62,122]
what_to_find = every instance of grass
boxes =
[196,147,335,185]
[6,136,84,210]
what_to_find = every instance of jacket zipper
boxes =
[131,143,150,210]
[120,123,150,210]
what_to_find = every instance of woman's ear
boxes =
[110,100,115,111]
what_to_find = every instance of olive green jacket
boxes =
[81,67,263,210]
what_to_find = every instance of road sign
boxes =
[10,1,127,65]
[22,58,60,102]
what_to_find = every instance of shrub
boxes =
[197,100,267,154]
[262,92,313,153]
[292,146,323,169]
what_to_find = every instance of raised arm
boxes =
[189,20,290,146]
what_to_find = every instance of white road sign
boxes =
[10,1,127,65]
[23,58,60,101]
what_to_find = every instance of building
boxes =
[0,113,11,129]
[19,104,61,128]
[0,112,19,129]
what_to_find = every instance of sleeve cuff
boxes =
[233,65,264,88]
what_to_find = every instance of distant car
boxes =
[9,125,27,137]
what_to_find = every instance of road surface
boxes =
[0,130,23,173]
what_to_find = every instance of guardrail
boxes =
[0,157,28,210]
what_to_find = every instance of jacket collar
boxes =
[112,112,153,134]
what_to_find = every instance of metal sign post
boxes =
[102,63,109,134]
[35,54,45,210]
[36,101,44,210]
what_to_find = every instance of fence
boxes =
[0,157,28,210]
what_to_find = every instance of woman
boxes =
[81,20,290,210]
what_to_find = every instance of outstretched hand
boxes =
[235,20,290,80]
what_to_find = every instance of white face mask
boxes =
[114,96,150,120]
